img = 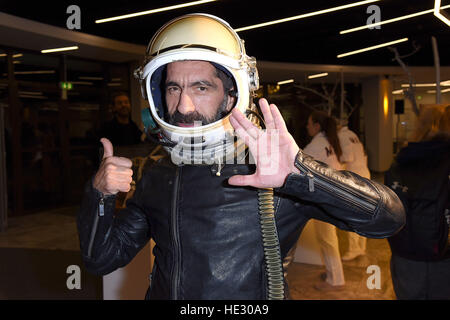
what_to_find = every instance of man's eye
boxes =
[167,87,180,94]
[197,86,207,92]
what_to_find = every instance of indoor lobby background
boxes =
[0,0,449,300]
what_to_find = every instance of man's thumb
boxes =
[100,138,114,159]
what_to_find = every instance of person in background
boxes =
[99,91,144,146]
[338,122,370,261]
[304,110,345,291]
[385,105,450,299]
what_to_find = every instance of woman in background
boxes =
[338,123,370,261]
[304,110,345,291]
[385,106,450,299]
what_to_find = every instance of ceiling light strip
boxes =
[308,72,329,79]
[19,95,48,99]
[433,0,450,27]
[427,88,450,93]
[14,70,56,75]
[79,76,104,80]
[341,4,450,34]
[95,0,217,23]
[401,80,450,87]
[235,0,380,32]
[0,53,23,57]
[434,0,450,27]
[41,46,79,53]
[277,79,294,85]
[337,38,408,58]
[18,91,43,95]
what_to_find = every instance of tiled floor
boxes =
[0,206,80,251]
[288,228,396,300]
[0,202,397,300]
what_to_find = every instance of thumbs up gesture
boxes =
[93,138,134,195]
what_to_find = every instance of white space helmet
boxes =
[134,13,260,165]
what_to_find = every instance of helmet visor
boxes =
[149,60,237,128]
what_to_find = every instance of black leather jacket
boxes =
[77,150,405,300]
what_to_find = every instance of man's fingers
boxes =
[230,116,255,143]
[102,176,133,193]
[94,154,133,195]
[270,103,288,132]
[258,98,275,130]
[100,138,114,159]
[104,182,131,194]
[230,108,261,139]
[228,174,257,187]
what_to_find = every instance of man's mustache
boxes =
[168,110,212,125]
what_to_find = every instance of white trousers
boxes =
[313,220,345,286]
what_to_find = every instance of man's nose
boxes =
[177,92,196,114]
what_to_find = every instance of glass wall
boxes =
[2,46,132,214]
[0,49,9,229]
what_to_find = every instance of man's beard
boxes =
[117,107,130,118]
[167,96,230,126]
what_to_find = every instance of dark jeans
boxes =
[390,254,450,299]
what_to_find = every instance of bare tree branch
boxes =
[388,45,420,116]
[294,84,330,101]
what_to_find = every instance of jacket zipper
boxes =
[87,194,104,258]
[99,196,105,216]
[298,163,377,213]
[171,166,182,300]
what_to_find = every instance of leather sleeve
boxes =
[77,175,151,276]
[277,150,405,238]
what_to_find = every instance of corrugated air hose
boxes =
[258,188,285,300]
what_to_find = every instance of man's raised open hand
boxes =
[228,98,300,189]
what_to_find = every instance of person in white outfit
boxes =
[338,124,370,261]
[304,111,346,291]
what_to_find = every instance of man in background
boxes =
[99,91,143,146]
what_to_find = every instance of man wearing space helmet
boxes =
[77,14,405,300]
